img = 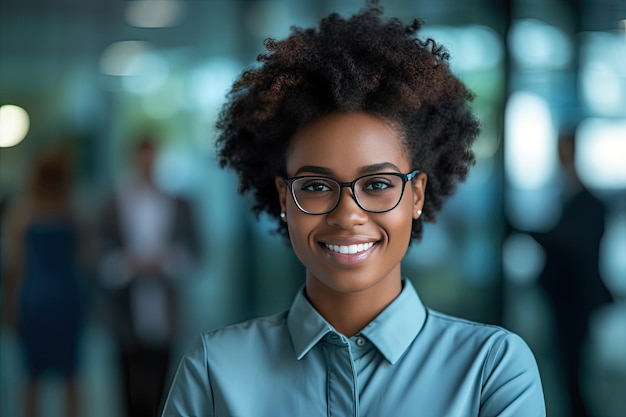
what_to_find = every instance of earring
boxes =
[280,212,286,220]
[416,209,422,219]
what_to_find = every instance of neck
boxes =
[305,273,402,337]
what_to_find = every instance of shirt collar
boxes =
[287,287,333,360]
[360,279,426,364]
[287,279,426,364]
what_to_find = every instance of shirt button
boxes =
[355,336,366,347]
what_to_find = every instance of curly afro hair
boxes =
[215,0,480,242]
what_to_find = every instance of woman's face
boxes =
[276,112,426,299]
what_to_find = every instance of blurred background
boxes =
[1,0,625,416]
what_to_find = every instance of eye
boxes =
[299,178,334,192]
[362,177,394,192]
[365,181,389,191]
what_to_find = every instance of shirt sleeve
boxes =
[161,335,213,417]
[479,332,546,417]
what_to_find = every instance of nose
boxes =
[325,187,368,229]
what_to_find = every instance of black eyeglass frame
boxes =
[283,170,420,215]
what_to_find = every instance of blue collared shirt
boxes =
[162,280,545,416]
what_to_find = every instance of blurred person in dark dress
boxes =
[98,136,200,417]
[2,147,85,417]
[533,132,613,417]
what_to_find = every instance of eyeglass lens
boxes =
[291,174,406,214]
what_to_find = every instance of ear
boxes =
[275,176,288,218]
[411,172,427,220]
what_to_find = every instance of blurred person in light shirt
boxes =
[98,135,201,417]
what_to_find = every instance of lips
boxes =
[319,239,378,266]
[324,242,374,254]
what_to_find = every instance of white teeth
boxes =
[325,242,374,254]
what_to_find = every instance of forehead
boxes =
[286,112,409,177]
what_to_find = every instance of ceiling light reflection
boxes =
[99,41,154,76]
[125,0,185,28]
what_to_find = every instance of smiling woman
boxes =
[274,112,426,336]
[160,1,546,416]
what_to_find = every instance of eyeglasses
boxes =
[283,170,419,215]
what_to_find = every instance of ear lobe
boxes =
[412,173,427,219]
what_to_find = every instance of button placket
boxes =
[323,334,359,416]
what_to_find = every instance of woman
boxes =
[2,147,84,417]
[161,2,545,416]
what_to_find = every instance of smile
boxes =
[324,242,375,254]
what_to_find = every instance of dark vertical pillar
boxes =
[497,0,514,326]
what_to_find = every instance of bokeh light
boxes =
[98,41,154,77]
[0,104,30,148]
[125,0,185,28]
[505,91,557,190]
[576,118,626,190]
[509,18,572,70]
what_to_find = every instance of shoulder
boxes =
[425,308,512,340]
[179,310,295,385]
[424,308,537,368]
[205,309,289,335]
[163,310,293,415]
[425,309,545,414]
[198,310,290,353]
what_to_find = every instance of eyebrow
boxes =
[293,162,402,176]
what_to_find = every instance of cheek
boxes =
[387,200,415,242]
[286,212,318,256]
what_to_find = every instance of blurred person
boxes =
[1,146,85,417]
[161,2,546,416]
[98,135,200,417]
[533,131,614,417]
